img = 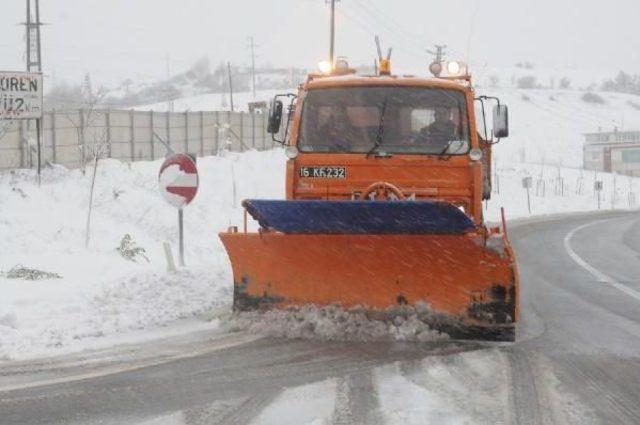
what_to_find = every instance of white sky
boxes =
[1,0,639,87]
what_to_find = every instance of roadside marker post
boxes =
[522,176,533,214]
[595,180,603,210]
[159,153,199,267]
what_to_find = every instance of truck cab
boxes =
[268,67,509,227]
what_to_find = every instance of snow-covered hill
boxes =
[486,88,640,168]
[135,81,640,169]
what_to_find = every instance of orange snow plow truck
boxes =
[219,58,519,341]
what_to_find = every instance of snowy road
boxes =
[1,212,640,425]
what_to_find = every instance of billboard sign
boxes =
[0,71,43,120]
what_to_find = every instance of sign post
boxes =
[159,153,199,266]
[595,180,603,210]
[522,176,533,214]
[0,71,43,182]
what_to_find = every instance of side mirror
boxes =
[267,99,283,134]
[492,104,509,138]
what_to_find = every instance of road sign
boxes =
[159,153,199,268]
[159,154,199,208]
[0,71,43,119]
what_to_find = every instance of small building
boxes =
[583,129,640,176]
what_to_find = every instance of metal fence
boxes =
[0,109,276,170]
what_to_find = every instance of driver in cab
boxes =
[415,106,456,150]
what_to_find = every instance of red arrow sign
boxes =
[159,154,199,208]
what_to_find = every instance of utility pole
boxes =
[248,36,257,98]
[23,0,43,183]
[327,0,340,65]
[165,54,174,112]
[227,62,234,112]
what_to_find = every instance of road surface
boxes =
[1,212,639,424]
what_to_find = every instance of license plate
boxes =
[299,166,346,179]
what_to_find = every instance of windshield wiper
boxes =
[438,140,454,156]
[438,140,466,161]
[366,96,389,158]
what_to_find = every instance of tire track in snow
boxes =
[330,370,384,425]
[215,391,283,425]
[399,349,511,424]
[506,347,542,425]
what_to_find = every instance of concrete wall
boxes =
[0,109,276,170]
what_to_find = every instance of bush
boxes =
[581,92,605,104]
[517,76,537,89]
[1,265,62,280]
[601,71,640,95]
[628,100,640,111]
[515,62,535,70]
[116,234,149,263]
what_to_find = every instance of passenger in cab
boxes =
[319,107,356,152]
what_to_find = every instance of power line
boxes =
[336,6,425,63]
[348,0,430,52]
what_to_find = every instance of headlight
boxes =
[285,146,299,159]
[469,148,483,161]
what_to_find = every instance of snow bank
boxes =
[0,149,285,360]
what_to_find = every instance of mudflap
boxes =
[219,231,519,342]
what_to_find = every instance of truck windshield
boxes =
[298,86,470,155]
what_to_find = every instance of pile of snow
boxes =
[223,304,448,343]
[0,149,285,360]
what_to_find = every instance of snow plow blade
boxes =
[219,200,519,342]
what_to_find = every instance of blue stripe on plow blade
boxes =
[242,200,476,235]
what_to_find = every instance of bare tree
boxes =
[63,73,109,175]
[85,131,110,248]
[66,74,111,248]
